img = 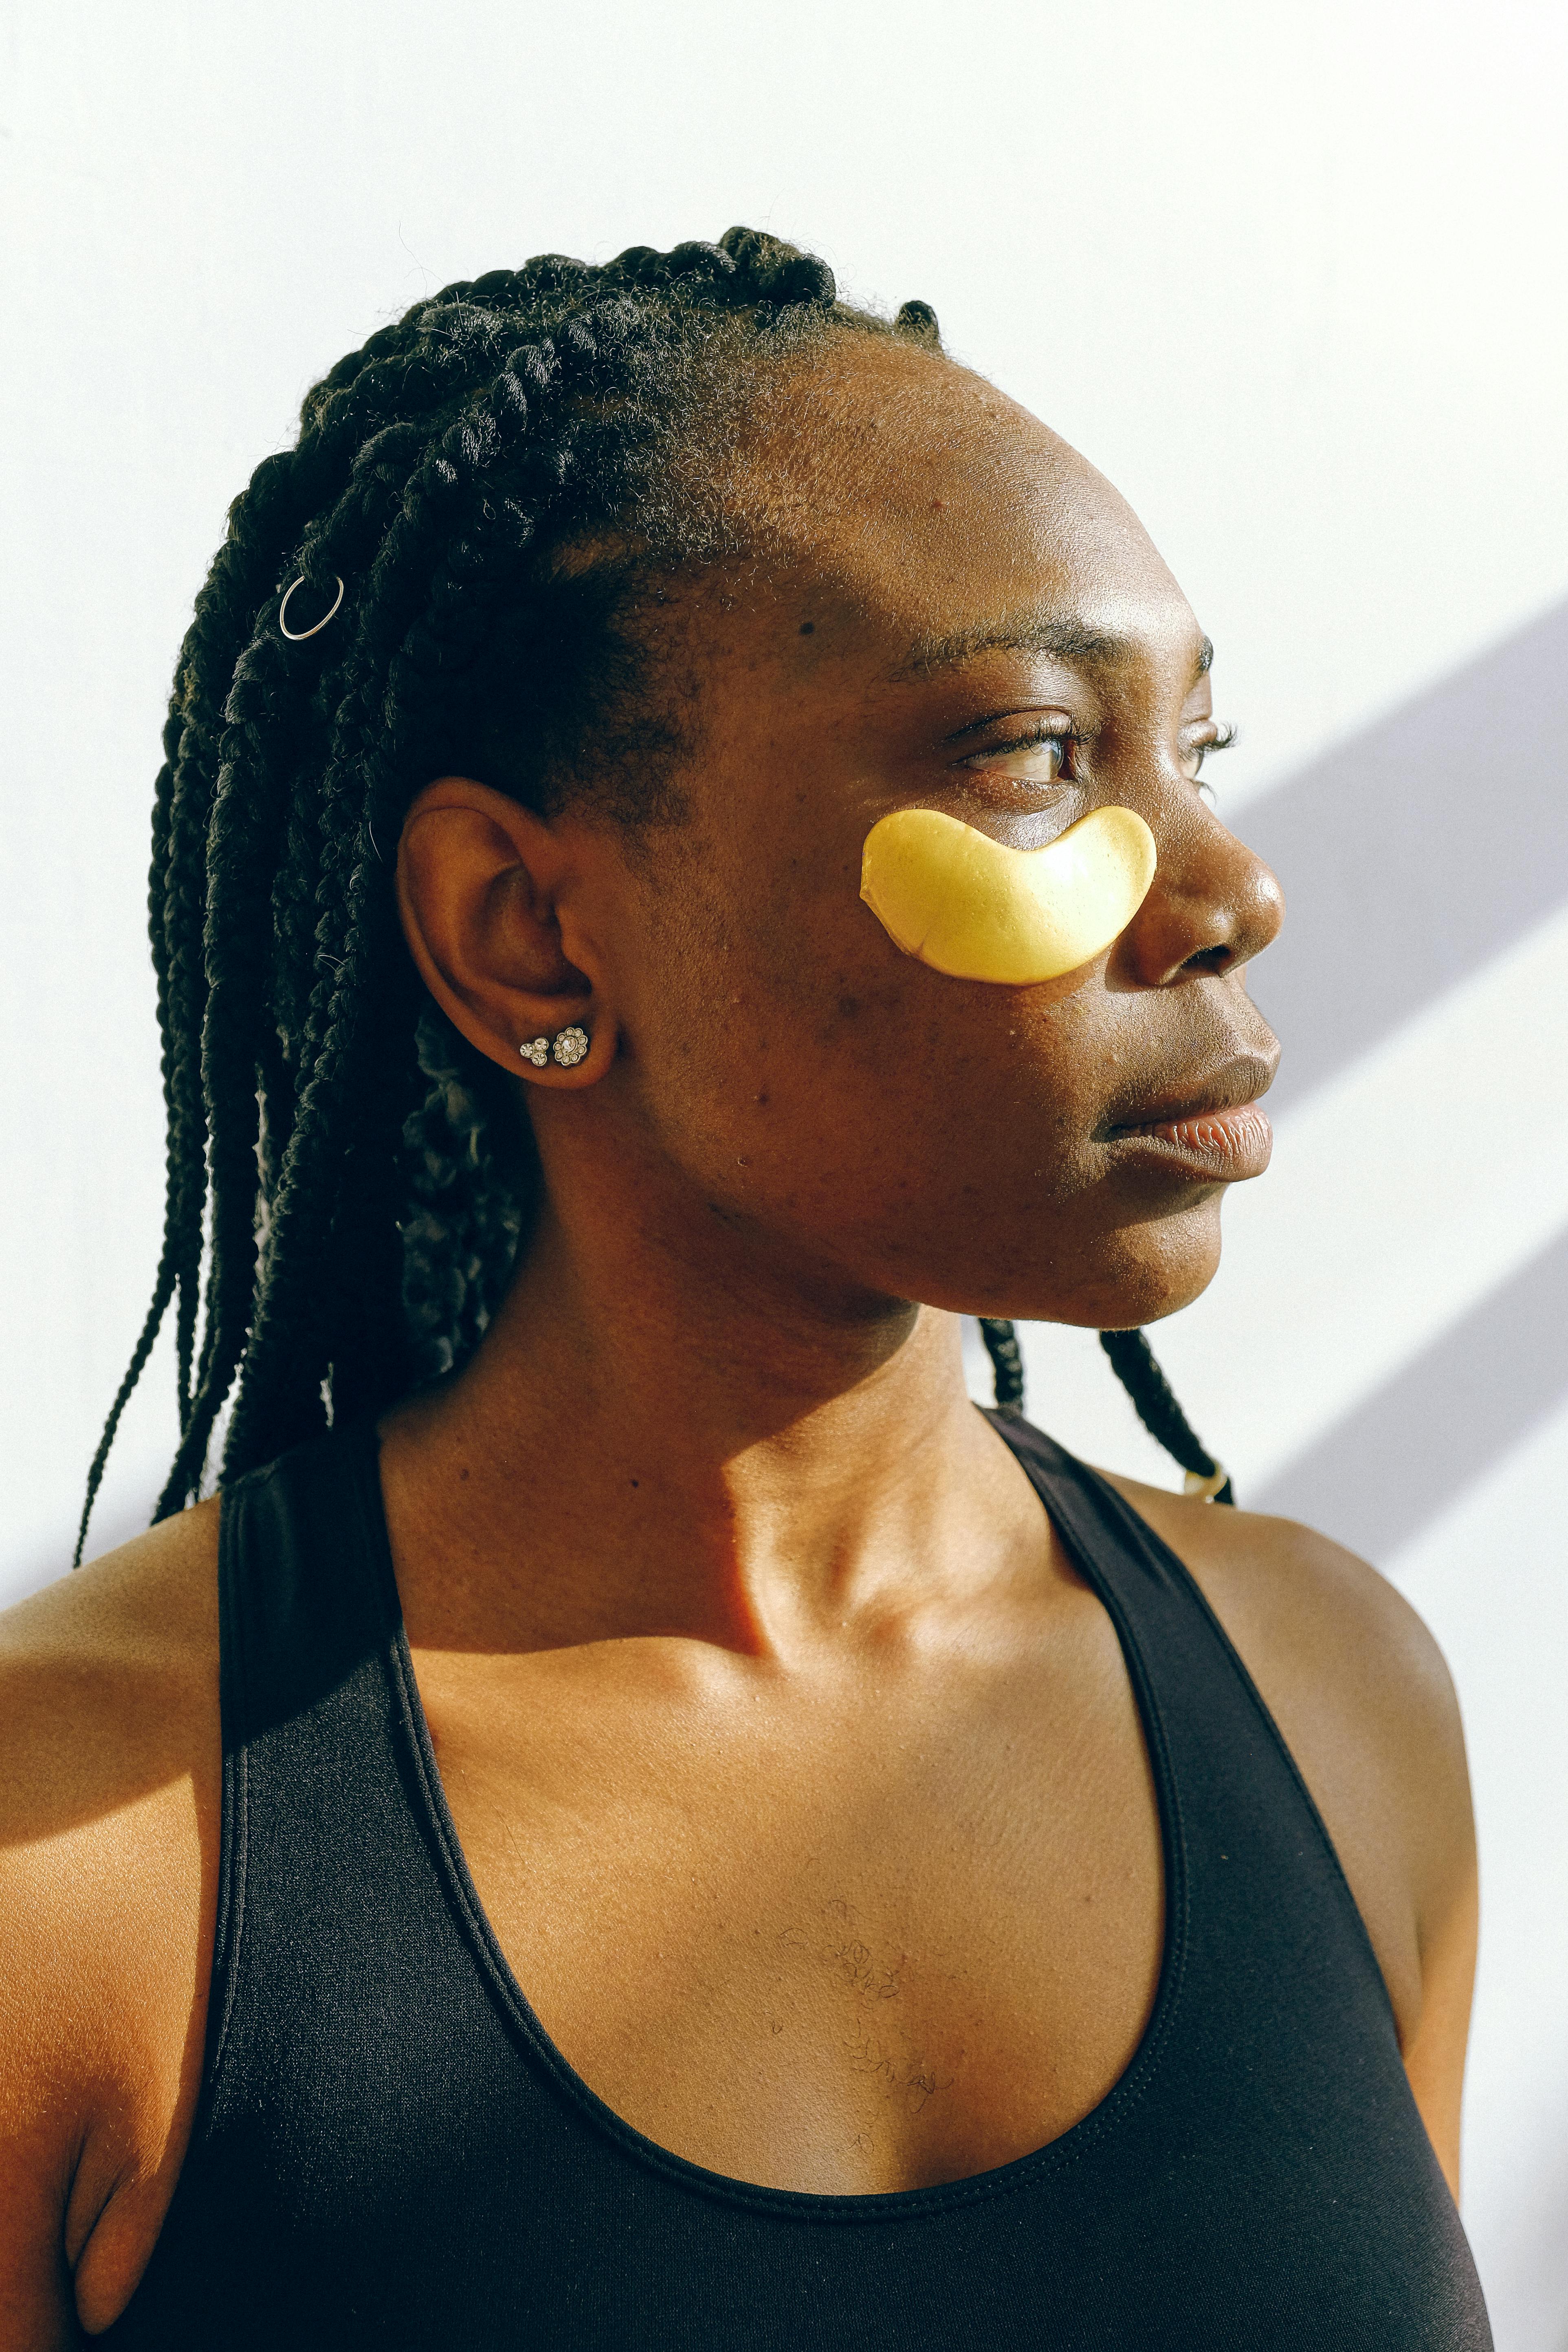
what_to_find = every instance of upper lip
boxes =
[1108,1051,1279,1135]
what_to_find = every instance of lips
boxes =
[1109,1056,1277,1180]
[1124,1102,1274,1175]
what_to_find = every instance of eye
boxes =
[1181,721,1237,784]
[959,723,1080,785]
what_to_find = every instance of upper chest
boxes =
[410,1589,1166,2194]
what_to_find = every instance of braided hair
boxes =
[78,227,1225,1561]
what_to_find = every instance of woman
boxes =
[0,230,1488,2345]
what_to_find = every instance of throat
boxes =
[380,1311,1040,1661]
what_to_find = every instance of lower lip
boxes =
[1114,1103,1273,1179]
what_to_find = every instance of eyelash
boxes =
[960,721,1086,771]
[1189,721,1238,778]
[961,718,1238,777]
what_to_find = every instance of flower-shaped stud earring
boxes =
[518,1026,590,1069]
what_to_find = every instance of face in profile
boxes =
[489,335,1284,1339]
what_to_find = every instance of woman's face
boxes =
[551,339,1284,1331]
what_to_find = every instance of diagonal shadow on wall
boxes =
[1239,598,1568,1113]
[1180,599,1568,1556]
[1251,1220,1568,1562]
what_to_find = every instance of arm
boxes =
[0,1506,220,2346]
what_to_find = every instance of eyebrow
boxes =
[894,614,1215,686]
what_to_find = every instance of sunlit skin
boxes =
[0,341,1477,2343]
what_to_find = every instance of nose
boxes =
[1121,801,1284,988]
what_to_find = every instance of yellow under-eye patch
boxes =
[860,805,1157,985]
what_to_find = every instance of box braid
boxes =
[979,1318,1232,1501]
[1097,1329,1234,1501]
[77,226,1226,1561]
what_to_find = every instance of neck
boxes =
[379,1190,1020,1660]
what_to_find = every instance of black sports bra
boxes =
[103,1413,1491,2348]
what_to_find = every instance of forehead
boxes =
[734,338,1192,661]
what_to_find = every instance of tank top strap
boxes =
[218,1419,398,1735]
[983,1405,1396,2029]
[204,1420,411,2101]
[983,1404,1247,1652]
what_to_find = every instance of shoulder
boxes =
[1103,1476,1469,1843]
[0,1497,222,1842]
[0,1501,221,2334]
[1102,1472,1476,2156]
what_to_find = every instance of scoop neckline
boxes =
[355,1413,1190,2223]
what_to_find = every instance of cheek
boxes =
[627,860,1111,1243]
[614,869,1227,1323]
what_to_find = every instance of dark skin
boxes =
[0,341,1477,2343]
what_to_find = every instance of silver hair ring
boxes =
[279,574,345,641]
[519,1025,590,1070]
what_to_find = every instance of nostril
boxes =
[1181,944,1234,978]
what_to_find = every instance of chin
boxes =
[971,1202,1225,1331]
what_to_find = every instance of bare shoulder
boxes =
[0,1502,222,2338]
[1102,1474,1469,1835]
[1102,1472,1477,2195]
[0,1498,222,1843]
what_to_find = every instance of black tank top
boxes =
[102,1414,1491,2349]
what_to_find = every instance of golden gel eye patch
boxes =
[860,804,1157,985]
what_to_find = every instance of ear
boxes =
[395,777,615,1087]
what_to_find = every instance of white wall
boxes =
[3,2,1566,2340]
